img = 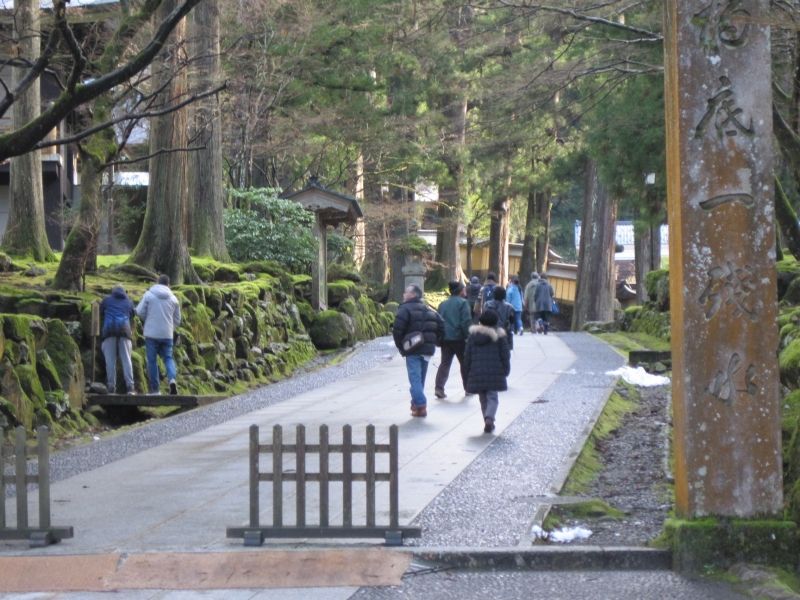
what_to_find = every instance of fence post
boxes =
[296,425,306,527]
[342,425,352,528]
[272,425,283,527]
[249,425,259,528]
[389,425,399,529]
[37,427,50,530]
[366,425,376,528]
[14,427,27,530]
[319,425,329,527]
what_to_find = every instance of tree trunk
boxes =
[488,194,510,284]
[465,223,474,277]
[187,0,229,260]
[129,1,198,284]
[572,158,617,330]
[53,151,103,290]
[519,188,537,287]
[634,219,652,303]
[361,171,389,284]
[535,191,551,274]
[434,96,467,282]
[388,185,413,302]
[3,0,53,261]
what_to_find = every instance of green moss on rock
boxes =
[309,310,355,350]
[664,518,799,573]
[45,319,85,409]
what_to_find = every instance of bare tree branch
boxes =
[0,0,205,162]
[30,82,226,151]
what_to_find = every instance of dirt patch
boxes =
[551,384,673,546]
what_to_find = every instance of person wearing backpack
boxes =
[483,285,515,350]
[474,272,497,317]
[99,285,137,395]
[137,274,182,395]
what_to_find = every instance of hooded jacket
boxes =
[136,284,181,340]
[99,287,135,339]
[533,279,555,313]
[463,324,511,393]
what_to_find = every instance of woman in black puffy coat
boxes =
[463,309,511,433]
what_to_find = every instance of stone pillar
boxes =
[402,258,426,294]
[311,214,328,311]
[664,0,782,517]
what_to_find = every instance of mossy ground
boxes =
[561,384,639,495]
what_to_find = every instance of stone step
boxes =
[86,393,226,408]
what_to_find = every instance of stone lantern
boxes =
[287,177,363,310]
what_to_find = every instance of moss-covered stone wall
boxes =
[0,265,395,437]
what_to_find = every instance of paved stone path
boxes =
[0,333,747,599]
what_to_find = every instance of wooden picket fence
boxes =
[1,426,73,546]
[227,424,421,546]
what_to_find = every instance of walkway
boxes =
[0,333,746,599]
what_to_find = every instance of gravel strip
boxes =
[406,332,625,547]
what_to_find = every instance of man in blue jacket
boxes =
[99,285,136,394]
[434,280,472,399]
[136,274,181,395]
[392,284,444,417]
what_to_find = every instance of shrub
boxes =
[224,188,317,273]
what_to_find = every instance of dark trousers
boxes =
[435,340,466,392]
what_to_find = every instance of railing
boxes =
[1,426,73,546]
[227,424,421,546]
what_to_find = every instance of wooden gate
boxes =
[227,424,421,546]
[1,426,73,546]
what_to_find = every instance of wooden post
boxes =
[664,0,782,517]
[91,301,101,383]
[249,425,259,528]
[342,425,352,527]
[272,425,283,527]
[319,425,329,527]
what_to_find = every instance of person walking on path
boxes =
[533,274,556,334]
[466,276,482,322]
[523,272,540,333]
[434,280,472,399]
[136,274,182,395]
[506,275,524,335]
[392,284,444,417]
[483,285,515,349]
[464,309,510,433]
[99,285,137,395]
[473,272,497,317]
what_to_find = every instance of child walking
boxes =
[464,309,511,433]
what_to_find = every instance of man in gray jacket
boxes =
[136,274,181,395]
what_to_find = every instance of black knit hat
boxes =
[479,309,499,327]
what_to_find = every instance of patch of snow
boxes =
[605,366,670,387]
[531,524,593,543]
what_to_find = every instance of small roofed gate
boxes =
[287,177,363,311]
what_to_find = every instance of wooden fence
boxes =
[1,426,73,546]
[227,424,421,546]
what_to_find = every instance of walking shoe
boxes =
[411,405,427,417]
[148,390,161,396]
[169,380,178,395]
[127,389,136,396]
[434,388,446,399]
[483,417,495,433]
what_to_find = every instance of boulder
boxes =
[309,310,355,350]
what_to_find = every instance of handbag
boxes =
[551,300,560,315]
[402,331,425,353]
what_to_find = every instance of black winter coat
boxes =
[463,324,511,393]
[393,298,444,356]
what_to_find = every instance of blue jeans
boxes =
[405,354,429,407]
[514,310,523,334]
[145,338,176,393]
